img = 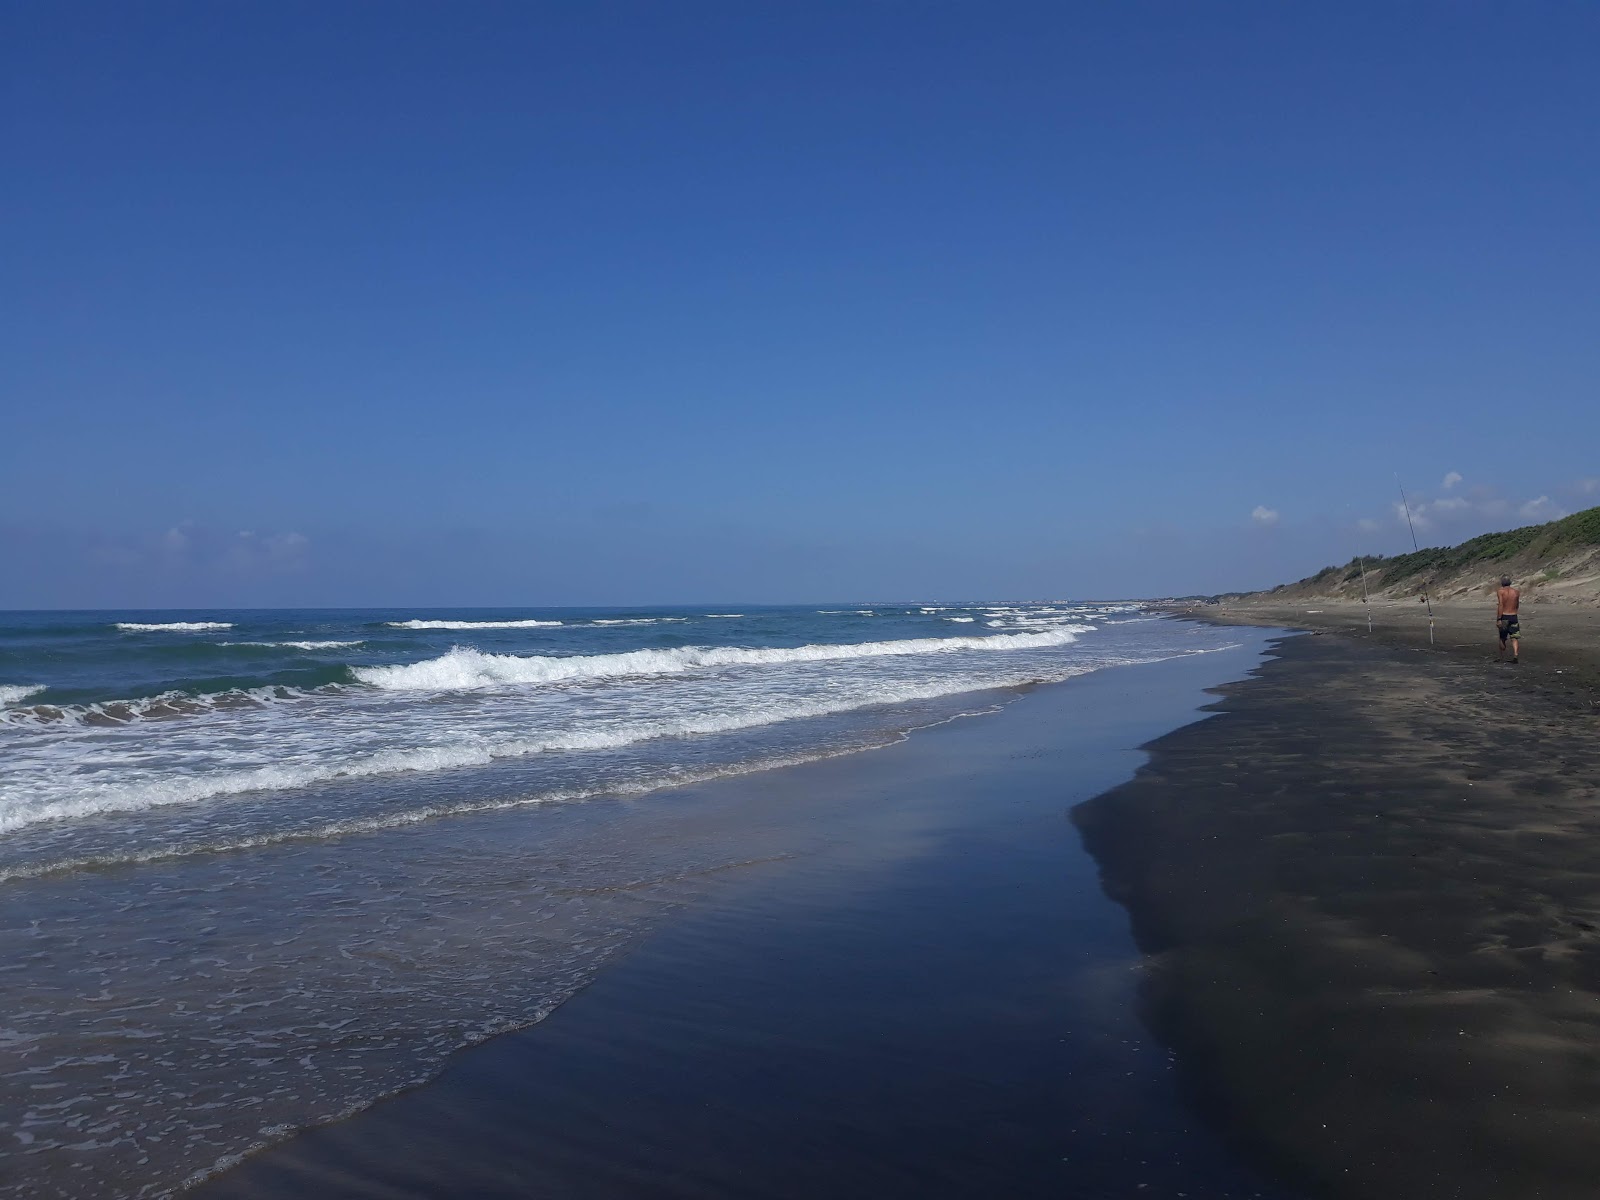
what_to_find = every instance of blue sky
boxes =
[6,1,1597,607]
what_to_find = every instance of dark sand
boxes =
[1075,628,1600,1200]
[195,640,1295,1200]
[1176,597,1600,710]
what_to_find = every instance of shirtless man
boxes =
[1496,575,1520,664]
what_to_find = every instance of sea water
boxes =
[0,604,1237,1197]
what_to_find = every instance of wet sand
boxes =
[194,639,1294,1200]
[1074,629,1600,1199]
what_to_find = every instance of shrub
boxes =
[1266,506,1600,594]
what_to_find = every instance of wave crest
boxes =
[222,640,363,650]
[0,676,1024,838]
[2,684,328,728]
[352,628,1093,692]
[116,622,234,632]
[386,619,563,630]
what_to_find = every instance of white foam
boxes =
[705,614,745,618]
[115,622,233,632]
[0,740,900,883]
[944,616,976,623]
[224,640,363,650]
[0,673,1034,838]
[386,619,563,630]
[0,684,44,705]
[588,618,689,626]
[1,684,322,728]
[352,628,1094,693]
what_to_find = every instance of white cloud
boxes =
[223,529,310,571]
[1518,496,1567,522]
[266,532,309,560]
[85,524,311,575]
[1250,505,1280,527]
[1394,500,1431,532]
[1356,477,1585,547]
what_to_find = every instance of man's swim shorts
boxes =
[1497,614,1521,641]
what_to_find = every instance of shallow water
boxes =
[1,605,1244,1197]
[198,633,1297,1200]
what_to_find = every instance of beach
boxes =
[12,602,1599,1199]
[1,607,1277,1198]
[14,4,1598,1197]
[185,635,1294,1200]
[1076,615,1600,1199]
[1183,597,1600,705]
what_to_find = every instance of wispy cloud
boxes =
[1394,500,1431,533]
[1250,505,1280,527]
[98,522,312,574]
[1518,495,1567,522]
[1362,475,1591,546]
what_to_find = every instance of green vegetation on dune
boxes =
[1277,506,1600,595]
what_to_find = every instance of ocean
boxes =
[1,603,1240,1197]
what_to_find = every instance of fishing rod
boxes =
[1357,552,1373,633]
[1396,477,1434,645]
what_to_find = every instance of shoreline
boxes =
[1073,629,1600,1199]
[1161,597,1600,710]
[193,636,1295,1200]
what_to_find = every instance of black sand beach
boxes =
[1075,627,1600,1200]
[61,606,1600,1200]
[194,639,1293,1200]
[1187,598,1600,708]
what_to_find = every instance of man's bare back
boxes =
[1496,576,1521,663]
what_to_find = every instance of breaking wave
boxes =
[223,640,364,651]
[353,628,1093,692]
[1,684,331,728]
[116,622,234,632]
[0,677,1032,837]
[386,619,563,630]
[0,684,44,705]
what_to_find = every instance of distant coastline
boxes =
[1156,504,1600,612]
